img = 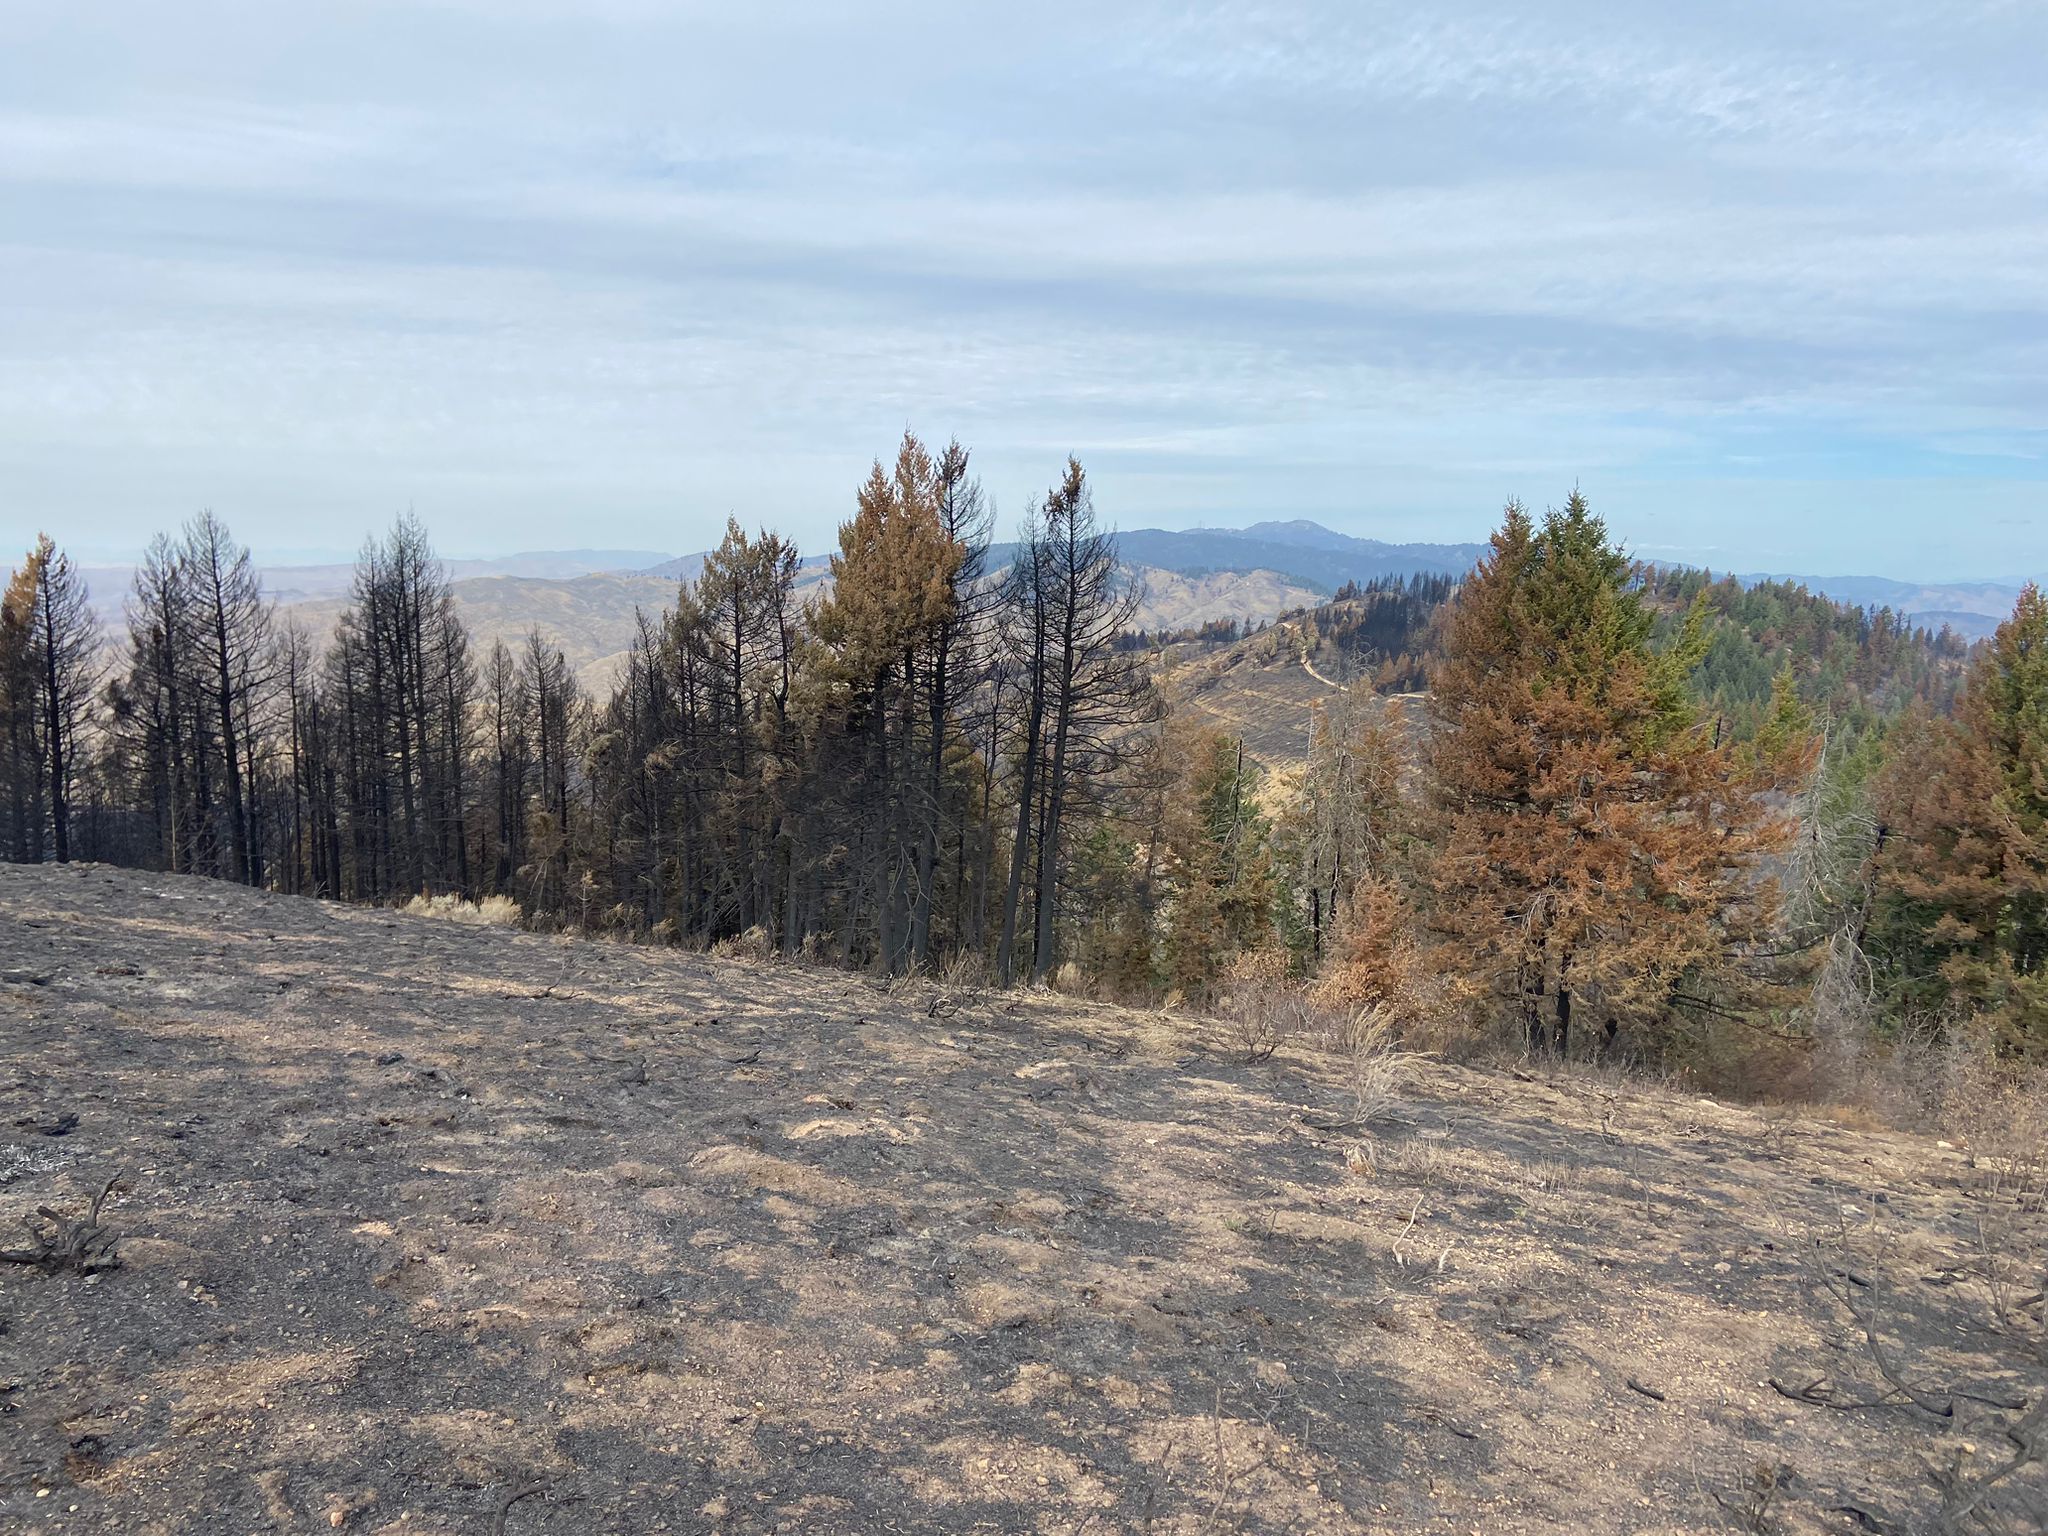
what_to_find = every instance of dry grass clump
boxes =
[708,925,774,962]
[1515,1158,1588,1199]
[401,892,522,927]
[1331,1003,1427,1126]
[1345,1135,1448,1185]
[937,949,993,996]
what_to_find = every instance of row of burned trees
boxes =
[586,442,1156,979]
[2,453,2041,1063]
[4,437,1154,986]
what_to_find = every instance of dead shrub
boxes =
[1947,1057,2048,1380]
[1769,1178,2048,1535]
[1227,991,1301,1064]
[1940,1029,2048,1189]
[1691,1458,1787,1534]
[1799,929,1882,1102]
[1734,930,1983,1119]
[1221,951,1307,1064]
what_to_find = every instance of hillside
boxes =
[278,572,682,696]
[6,864,2040,1533]
[1154,618,1351,763]
[83,553,686,699]
[1153,580,1442,764]
[1124,568,1323,634]
[1111,526,1486,593]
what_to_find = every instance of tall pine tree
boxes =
[1424,494,1793,1054]
[1872,584,2048,1054]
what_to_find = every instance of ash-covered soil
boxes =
[2,863,2040,1534]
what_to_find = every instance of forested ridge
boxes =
[3,446,2042,1094]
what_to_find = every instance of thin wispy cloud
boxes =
[0,1,2040,575]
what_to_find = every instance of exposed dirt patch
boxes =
[2,863,2040,1533]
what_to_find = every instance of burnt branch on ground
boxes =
[487,1478,551,1534]
[0,1170,126,1275]
[1769,1224,2046,1533]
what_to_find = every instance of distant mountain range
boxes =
[74,522,2034,692]
[639,521,1487,602]
[634,551,834,586]
[81,548,674,612]
[227,548,678,604]
[1732,573,2032,639]
[1108,525,2032,639]
[239,524,1478,689]
[1126,520,1487,589]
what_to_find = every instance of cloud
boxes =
[0,2,2041,577]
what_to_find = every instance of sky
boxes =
[1,2,2043,578]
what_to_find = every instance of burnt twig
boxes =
[489,1479,549,1535]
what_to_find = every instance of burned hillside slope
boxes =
[1,864,2040,1533]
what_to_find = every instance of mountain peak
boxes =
[1194,519,1355,552]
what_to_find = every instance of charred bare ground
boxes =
[1,863,2041,1534]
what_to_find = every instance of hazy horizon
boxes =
[53,511,2048,591]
